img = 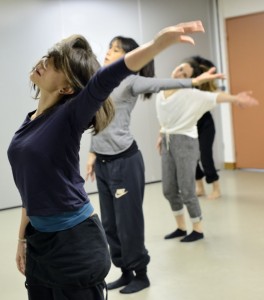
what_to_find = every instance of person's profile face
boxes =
[171,63,193,79]
[30,56,69,95]
[104,40,126,66]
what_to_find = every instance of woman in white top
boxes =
[156,57,258,242]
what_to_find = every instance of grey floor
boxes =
[1,169,264,300]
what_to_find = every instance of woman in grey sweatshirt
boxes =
[85,34,221,294]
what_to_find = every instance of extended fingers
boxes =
[178,35,195,45]
[206,68,225,80]
[207,67,216,74]
[177,20,205,33]
[213,73,226,80]
[238,93,259,108]
[249,97,259,106]
[154,20,204,49]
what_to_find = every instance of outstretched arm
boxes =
[131,67,225,96]
[124,21,204,72]
[216,91,258,108]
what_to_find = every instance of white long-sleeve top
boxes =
[156,88,217,138]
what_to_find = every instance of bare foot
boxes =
[196,179,206,197]
[207,180,221,200]
[207,190,221,200]
[197,190,206,197]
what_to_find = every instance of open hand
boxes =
[192,67,225,86]
[235,91,259,108]
[154,20,205,49]
[124,20,204,73]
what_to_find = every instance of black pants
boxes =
[95,150,150,272]
[25,215,111,300]
[196,112,219,183]
[26,280,105,300]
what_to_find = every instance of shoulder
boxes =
[122,74,138,84]
[180,88,212,99]
[116,74,139,91]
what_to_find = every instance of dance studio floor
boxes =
[1,169,264,300]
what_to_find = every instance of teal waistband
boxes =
[29,202,94,232]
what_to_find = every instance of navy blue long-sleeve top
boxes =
[7,58,132,216]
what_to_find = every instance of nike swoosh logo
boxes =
[115,189,128,199]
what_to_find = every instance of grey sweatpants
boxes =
[161,134,202,223]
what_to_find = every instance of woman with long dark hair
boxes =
[85,34,223,294]
[8,21,206,300]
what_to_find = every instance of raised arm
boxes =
[72,21,205,131]
[124,21,204,72]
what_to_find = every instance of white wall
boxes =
[221,0,264,18]
[0,0,219,209]
[216,0,264,163]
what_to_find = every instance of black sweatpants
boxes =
[26,280,105,300]
[95,150,150,272]
[196,112,219,183]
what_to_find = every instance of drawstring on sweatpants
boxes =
[165,133,170,150]
[104,280,108,300]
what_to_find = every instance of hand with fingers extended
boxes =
[153,20,204,49]
[124,20,205,72]
[235,91,259,108]
[216,91,259,107]
[192,67,225,86]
